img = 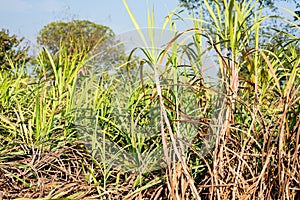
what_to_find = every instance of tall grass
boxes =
[0,0,299,199]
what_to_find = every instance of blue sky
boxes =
[1,1,295,77]
[0,0,182,45]
[0,0,296,79]
[0,0,297,49]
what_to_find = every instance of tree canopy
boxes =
[37,20,126,72]
[37,20,114,54]
[179,0,300,21]
[0,29,30,70]
[179,0,300,16]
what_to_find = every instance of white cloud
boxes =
[0,0,33,12]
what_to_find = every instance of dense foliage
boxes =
[37,20,127,76]
[0,29,30,70]
[37,20,114,54]
[179,0,300,16]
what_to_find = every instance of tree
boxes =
[37,20,113,54]
[0,29,30,70]
[179,0,300,28]
[179,0,300,15]
[37,20,127,74]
